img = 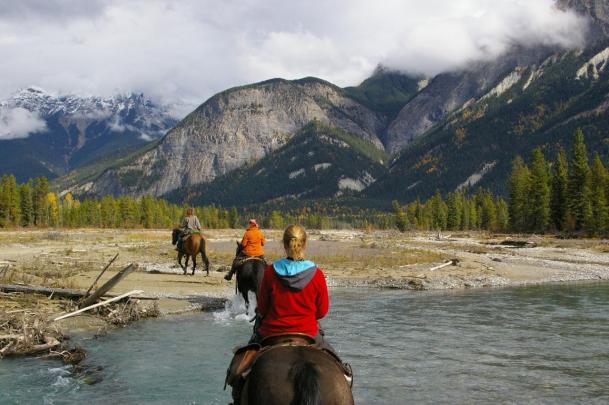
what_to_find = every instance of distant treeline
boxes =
[392,128,609,236]
[0,128,606,234]
[0,177,393,229]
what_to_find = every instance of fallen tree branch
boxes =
[54,290,144,322]
[79,264,136,308]
[428,259,460,271]
[85,253,119,297]
[0,284,87,300]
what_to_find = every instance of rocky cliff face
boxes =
[383,46,555,153]
[86,78,385,197]
[558,0,609,40]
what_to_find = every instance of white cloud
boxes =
[0,107,47,140]
[107,116,125,132]
[0,0,589,107]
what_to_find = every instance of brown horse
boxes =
[238,345,354,405]
[172,228,210,276]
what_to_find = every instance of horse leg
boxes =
[178,252,186,273]
[191,255,196,276]
[184,256,190,275]
[243,291,249,313]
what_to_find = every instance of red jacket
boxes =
[257,262,329,337]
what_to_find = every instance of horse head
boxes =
[235,240,243,256]
[172,228,180,245]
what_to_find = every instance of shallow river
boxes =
[2,283,609,404]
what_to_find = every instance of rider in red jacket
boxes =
[253,224,329,342]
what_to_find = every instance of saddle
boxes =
[224,333,352,390]
[232,255,266,268]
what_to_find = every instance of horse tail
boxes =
[290,361,321,405]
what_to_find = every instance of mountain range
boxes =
[4,0,609,208]
[0,87,178,182]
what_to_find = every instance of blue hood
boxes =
[272,258,317,291]
[273,258,316,276]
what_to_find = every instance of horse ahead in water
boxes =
[233,241,265,311]
[239,344,354,405]
[172,228,210,276]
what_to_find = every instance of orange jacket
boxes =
[241,226,265,257]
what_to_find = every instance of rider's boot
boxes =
[224,267,235,281]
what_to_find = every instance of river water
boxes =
[2,283,609,404]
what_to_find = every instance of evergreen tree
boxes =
[0,175,20,226]
[430,191,447,230]
[446,192,463,230]
[228,207,239,229]
[508,156,531,232]
[550,148,569,231]
[19,182,33,227]
[469,199,478,229]
[567,129,592,231]
[496,198,509,232]
[589,153,609,235]
[460,198,471,230]
[528,148,551,233]
[476,189,497,231]
[99,195,118,228]
[268,210,285,229]
[392,200,409,232]
[33,177,49,226]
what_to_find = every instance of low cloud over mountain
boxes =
[0,107,47,140]
[0,0,588,107]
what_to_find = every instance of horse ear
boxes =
[236,240,240,246]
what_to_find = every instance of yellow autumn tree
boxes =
[46,192,60,227]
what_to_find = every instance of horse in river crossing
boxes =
[237,344,354,405]
[232,241,265,311]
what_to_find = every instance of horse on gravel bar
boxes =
[172,228,210,276]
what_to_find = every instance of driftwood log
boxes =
[84,253,119,296]
[79,264,136,308]
[0,284,87,300]
[0,283,157,301]
[55,290,144,321]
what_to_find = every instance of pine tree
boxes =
[430,191,447,230]
[496,198,509,232]
[228,207,239,229]
[476,189,497,231]
[392,200,409,232]
[550,148,568,231]
[19,182,33,227]
[567,129,592,231]
[446,192,463,230]
[0,175,20,226]
[460,198,471,230]
[0,176,6,227]
[508,156,531,232]
[589,153,609,235]
[33,177,49,226]
[528,148,551,233]
[268,210,285,229]
[469,199,478,229]
[99,195,118,228]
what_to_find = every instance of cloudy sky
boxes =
[0,0,588,111]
